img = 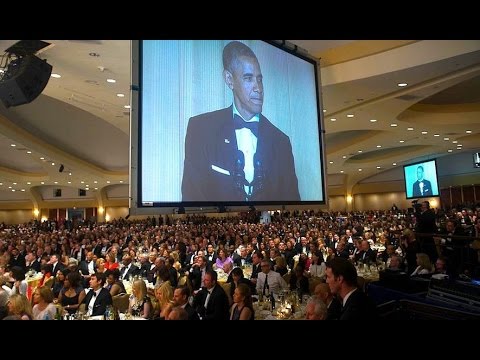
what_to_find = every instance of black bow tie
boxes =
[234,114,258,137]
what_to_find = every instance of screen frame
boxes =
[403,158,440,200]
[130,40,326,215]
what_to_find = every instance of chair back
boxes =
[112,293,130,313]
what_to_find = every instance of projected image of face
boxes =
[225,55,264,120]
[416,166,424,181]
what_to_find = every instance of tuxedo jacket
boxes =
[412,179,432,197]
[340,289,377,320]
[192,284,229,320]
[182,106,300,202]
[83,288,113,317]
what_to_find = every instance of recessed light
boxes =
[376,166,381,169]
[329,161,334,164]
[323,109,327,113]
[10,144,16,147]
[40,157,45,160]
[27,151,32,154]
[330,118,336,122]
[11,189,15,192]
[116,93,125,98]
[106,78,116,83]
[407,127,414,131]
[397,83,408,87]
[448,149,453,153]
[340,170,344,173]
[27,182,31,185]
[444,137,449,141]
[51,162,55,166]
[376,145,381,148]
[358,168,362,171]
[370,119,377,123]
[81,181,84,184]
[54,181,58,184]
[347,114,354,118]
[466,130,472,134]
[124,105,131,109]
[399,140,405,143]
[421,131,428,135]
[41,181,44,184]
[13,182,16,185]
[69,172,72,176]
[94,181,98,184]
[51,73,61,78]
[0,183,2,185]
[358,150,363,153]
[390,123,398,127]
[434,134,440,137]
[94,187,98,190]
[342,155,347,159]
[8,186,11,189]
[119,180,124,183]
[106,181,110,184]
[452,140,458,144]
[21,189,25,192]
[392,163,397,166]
[68,181,71,184]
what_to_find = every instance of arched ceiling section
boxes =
[325,130,383,154]
[419,74,480,105]
[347,145,431,163]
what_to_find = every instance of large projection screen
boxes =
[130,40,326,214]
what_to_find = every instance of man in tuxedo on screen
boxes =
[412,165,432,197]
[181,41,300,202]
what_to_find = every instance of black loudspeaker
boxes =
[59,164,64,173]
[0,55,52,108]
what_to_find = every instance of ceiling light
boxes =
[466,130,472,134]
[11,189,15,192]
[27,151,32,154]
[407,127,414,131]
[330,118,336,122]
[119,180,124,183]
[94,181,97,184]
[106,78,116,83]
[21,189,25,192]
[124,105,131,109]
[392,163,397,166]
[69,172,72,176]
[346,114,354,118]
[106,180,110,184]
[397,83,408,87]
[452,140,458,144]
[54,181,58,184]
[40,157,45,160]
[434,134,440,137]
[421,131,428,135]
[448,149,453,153]
[323,109,327,113]
[443,137,449,141]
[376,145,381,148]
[41,181,44,184]
[51,73,61,78]
[13,182,16,185]
[342,155,347,159]
[116,93,125,98]
[358,168,362,171]
[369,119,377,123]
[81,181,84,184]
[10,144,16,147]
[51,162,55,166]
[376,166,381,169]
[68,181,71,184]
[0,183,2,185]
[358,150,363,153]
[94,187,98,190]
[340,170,344,173]
[27,182,31,185]
[390,123,397,127]
[399,140,405,143]
[8,186,11,189]
[329,161,334,164]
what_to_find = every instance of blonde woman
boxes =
[410,253,433,276]
[128,279,152,319]
[153,281,173,320]
[7,294,33,320]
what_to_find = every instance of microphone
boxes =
[233,150,248,199]
[251,152,265,199]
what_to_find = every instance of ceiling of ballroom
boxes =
[0,39,479,200]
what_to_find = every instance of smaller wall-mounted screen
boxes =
[473,152,480,168]
[403,159,440,199]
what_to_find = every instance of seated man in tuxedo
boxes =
[181,40,300,202]
[412,165,432,197]
[82,272,113,317]
[192,270,229,320]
